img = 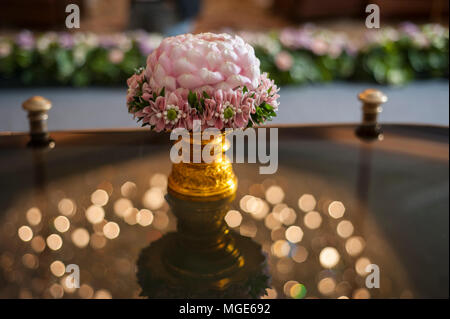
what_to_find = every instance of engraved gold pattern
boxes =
[168,133,237,201]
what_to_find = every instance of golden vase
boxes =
[164,132,243,286]
[167,132,237,201]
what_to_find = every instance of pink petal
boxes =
[177,74,203,89]
[158,51,172,74]
[199,68,224,85]
[164,76,177,92]
[173,57,197,75]
[220,62,241,77]
[167,92,179,105]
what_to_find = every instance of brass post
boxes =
[356,88,387,140]
[22,96,54,147]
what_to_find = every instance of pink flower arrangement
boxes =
[275,51,294,71]
[126,33,279,132]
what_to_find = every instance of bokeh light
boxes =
[279,207,296,225]
[291,245,308,263]
[121,181,137,198]
[298,194,316,212]
[265,185,285,204]
[18,226,33,242]
[103,222,120,239]
[113,198,133,217]
[353,288,370,299]
[26,207,42,226]
[54,216,70,233]
[58,198,76,216]
[328,201,345,219]
[239,221,257,238]
[345,236,365,256]
[49,283,64,299]
[85,205,105,224]
[337,220,354,238]
[240,195,253,212]
[264,213,282,230]
[271,240,290,258]
[90,233,107,249]
[150,173,168,189]
[71,228,90,248]
[79,284,94,299]
[319,247,340,268]
[124,208,139,225]
[136,209,154,226]
[142,187,165,210]
[283,280,299,297]
[261,288,277,299]
[31,236,46,253]
[318,277,336,295]
[355,257,371,276]
[91,189,109,206]
[152,212,170,230]
[22,253,38,269]
[290,283,307,299]
[50,260,66,277]
[224,210,242,228]
[285,226,303,243]
[46,234,63,250]
[94,289,112,299]
[303,211,322,229]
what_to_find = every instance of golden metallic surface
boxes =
[358,88,388,105]
[357,88,387,124]
[22,96,52,112]
[168,133,238,201]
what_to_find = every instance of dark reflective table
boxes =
[0,124,448,299]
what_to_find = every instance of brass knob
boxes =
[356,89,387,140]
[22,96,53,147]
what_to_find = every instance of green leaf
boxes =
[159,87,165,97]
[188,91,197,107]
[262,103,273,111]
[197,104,203,114]
[243,86,248,94]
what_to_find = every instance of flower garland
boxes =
[0,23,448,87]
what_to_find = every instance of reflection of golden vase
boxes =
[137,133,269,298]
